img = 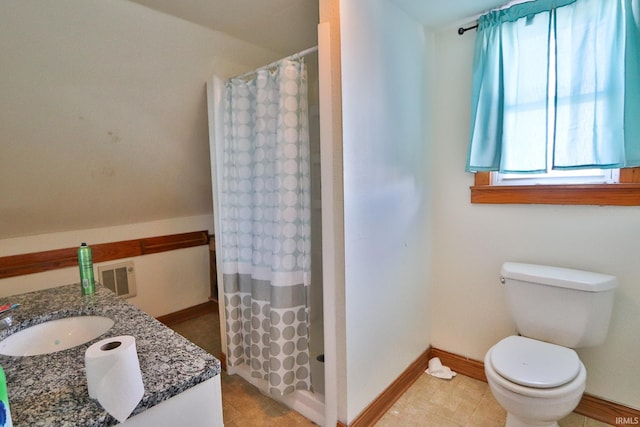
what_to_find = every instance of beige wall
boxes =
[0,1,283,316]
[0,215,213,317]
[430,29,640,410]
[0,0,280,240]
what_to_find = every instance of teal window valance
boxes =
[466,0,640,173]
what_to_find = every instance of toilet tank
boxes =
[501,262,617,348]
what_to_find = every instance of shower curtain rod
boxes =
[231,46,319,81]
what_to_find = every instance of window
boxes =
[466,0,640,205]
[492,168,619,186]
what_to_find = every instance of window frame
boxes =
[470,168,640,206]
[492,168,620,186]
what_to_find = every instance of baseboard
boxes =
[430,348,487,382]
[575,394,640,427]
[430,347,640,427]
[344,347,431,427]
[155,300,217,327]
[219,352,227,371]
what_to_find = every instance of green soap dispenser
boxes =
[0,365,13,427]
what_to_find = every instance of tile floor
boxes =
[169,311,613,427]
[377,373,613,427]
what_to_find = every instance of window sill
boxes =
[470,169,640,206]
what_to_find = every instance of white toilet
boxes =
[485,262,617,427]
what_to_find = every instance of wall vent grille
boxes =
[98,261,137,299]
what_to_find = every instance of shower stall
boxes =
[207,49,325,424]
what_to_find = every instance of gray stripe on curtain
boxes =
[223,273,307,308]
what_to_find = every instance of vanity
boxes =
[0,284,223,426]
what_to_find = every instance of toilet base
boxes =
[506,413,559,427]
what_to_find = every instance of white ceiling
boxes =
[390,0,510,29]
[126,0,511,55]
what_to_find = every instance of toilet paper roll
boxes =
[85,335,145,423]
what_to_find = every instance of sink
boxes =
[0,316,114,356]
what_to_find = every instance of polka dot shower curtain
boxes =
[220,58,312,396]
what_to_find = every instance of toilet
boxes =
[485,262,617,427]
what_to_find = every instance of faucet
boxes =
[0,303,19,330]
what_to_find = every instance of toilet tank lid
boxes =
[501,262,618,292]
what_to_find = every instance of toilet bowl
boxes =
[485,336,586,427]
[485,263,616,427]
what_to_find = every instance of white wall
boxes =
[0,215,213,317]
[431,29,640,410]
[340,0,432,422]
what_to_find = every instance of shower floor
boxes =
[169,310,316,426]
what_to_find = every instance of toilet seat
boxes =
[490,336,581,388]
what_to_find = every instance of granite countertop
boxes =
[0,284,221,427]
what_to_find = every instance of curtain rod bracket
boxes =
[458,24,478,35]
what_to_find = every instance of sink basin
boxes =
[0,316,114,356]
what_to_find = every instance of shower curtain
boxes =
[219,58,312,396]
